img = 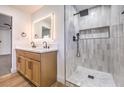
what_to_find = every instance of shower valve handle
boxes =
[73,36,76,41]
[73,33,80,42]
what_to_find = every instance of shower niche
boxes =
[79,26,110,39]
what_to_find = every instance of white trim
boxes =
[57,75,65,84]
[11,68,17,73]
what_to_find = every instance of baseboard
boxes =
[57,76,65,84]
[11,68,17,73]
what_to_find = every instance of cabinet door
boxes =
[25,58,32,80]
[32,60,40,86]
[41,52,57,86]
[17,56,21,72]
[19,56,26,75]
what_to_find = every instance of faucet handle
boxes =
[42,41,50,49]
[31,41,36,48]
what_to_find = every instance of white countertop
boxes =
[16,47,57,53]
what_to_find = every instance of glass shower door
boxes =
[0,13,12,76]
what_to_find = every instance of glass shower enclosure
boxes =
[65,5,124,87]
[0,13,12,76]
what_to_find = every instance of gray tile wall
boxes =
[79,5,111,30]
[65,5,124,86]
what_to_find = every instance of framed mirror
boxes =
[32,13,54,41]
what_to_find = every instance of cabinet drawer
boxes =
[25,51,41,61]
[16,50,25,57]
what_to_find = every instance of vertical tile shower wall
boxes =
[65,5,124,86]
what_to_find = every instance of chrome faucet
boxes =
[31,41,36,48]
[43,41,49,49]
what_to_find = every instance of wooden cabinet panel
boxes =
[19,56,26,75]
[25,52,41,61]
[41,52,57,86]
[25,58,32,80]
[17,56,21,72]
[32,60,40,86]
[16,50,25,57]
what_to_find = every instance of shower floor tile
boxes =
[67,66,115,87]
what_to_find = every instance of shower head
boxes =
[74,9,88,17]
[4,23,12,29]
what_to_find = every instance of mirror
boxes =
[32,13,54,40]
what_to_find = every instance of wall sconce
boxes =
[21,32,27,37]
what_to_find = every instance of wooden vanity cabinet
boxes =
[16,49,57,87]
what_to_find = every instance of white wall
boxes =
[32,5,65,83]
[0,5,31,72]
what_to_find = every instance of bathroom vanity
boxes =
[15,12,57,87]
[16,48,57,87]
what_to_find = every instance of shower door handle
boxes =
[0,40,2,43]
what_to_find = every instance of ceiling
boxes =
[10,5,44,14]
[10,5,96,14]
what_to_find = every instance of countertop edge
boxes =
[15,48,58,54]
